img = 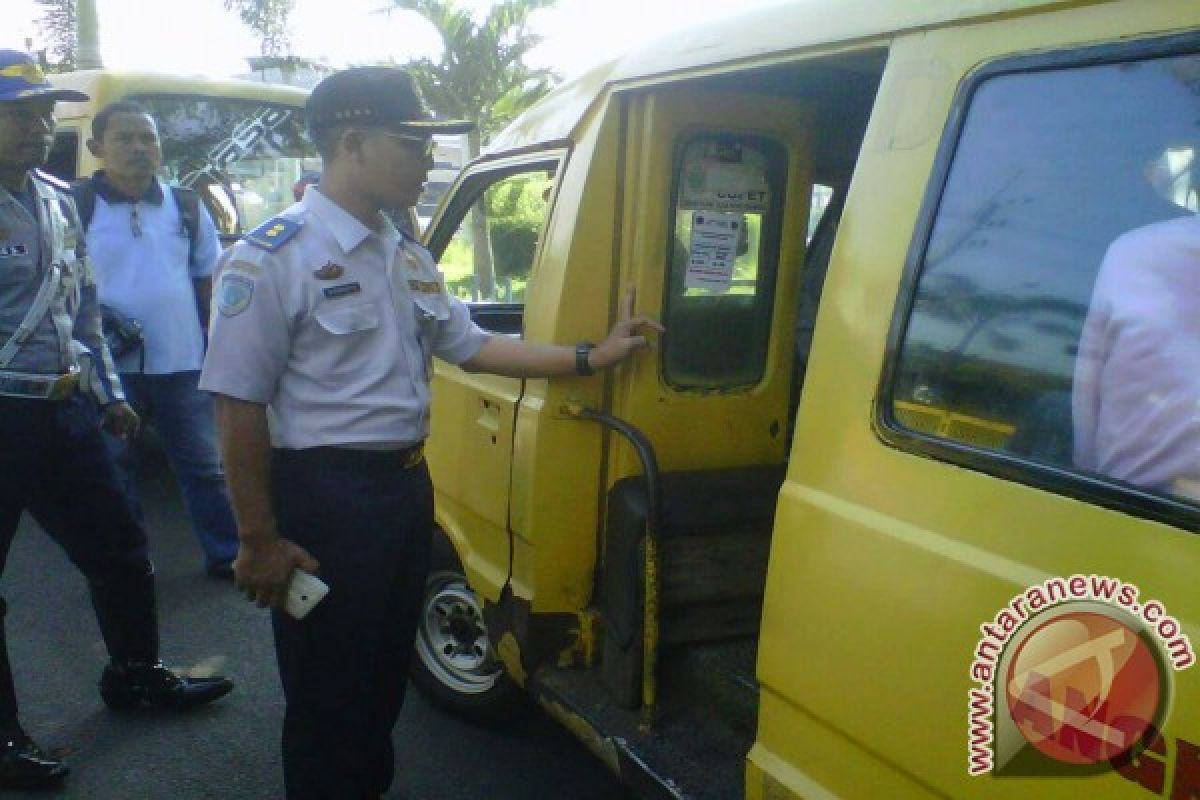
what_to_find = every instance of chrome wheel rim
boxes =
[415,570,504,694]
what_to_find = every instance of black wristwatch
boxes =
[575,342,596,376]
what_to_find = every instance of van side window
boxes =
[664,135,786,389]
[892,51,1200,505]
[133,94,317,232]
[436,165,557,321]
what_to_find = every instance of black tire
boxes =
[410,533,524,724]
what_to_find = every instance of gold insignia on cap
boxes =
[313,262,345,280]
[404,250,419,270]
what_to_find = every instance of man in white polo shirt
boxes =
[74,100,239,578]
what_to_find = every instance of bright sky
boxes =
[10,0,782,80]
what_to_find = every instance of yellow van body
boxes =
[416,2,1200,797]
[47,71,313,235]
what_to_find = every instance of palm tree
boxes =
[389,0,557,149]
[33,0,77,71]
[388,0,559,297]
[224,0,295,57]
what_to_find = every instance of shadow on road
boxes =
[0,456,629,799]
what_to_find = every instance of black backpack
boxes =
[71,179,202,264]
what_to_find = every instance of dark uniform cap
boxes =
[306,66,472,135]
[0,50,88,103]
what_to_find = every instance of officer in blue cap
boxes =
[0,49,234,790]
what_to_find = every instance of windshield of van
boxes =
[130,94,320,235]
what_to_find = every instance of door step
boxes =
[663,639,759,737]
[531,640,758,800]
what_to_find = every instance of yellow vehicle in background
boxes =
[415,1,1200,798]
[45,70,317,239]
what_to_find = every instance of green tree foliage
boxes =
[389,0,559,298]
[34,0,77,72]
[486,173,550,279]
[224,0,296,57]
[389,0,559,147]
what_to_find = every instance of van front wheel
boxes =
[411,552,523,723]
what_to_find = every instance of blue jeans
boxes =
[105,371,239,570]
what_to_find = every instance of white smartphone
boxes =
[284,569,329,620]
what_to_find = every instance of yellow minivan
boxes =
[413,1,1200,797]
[46,70,316,239]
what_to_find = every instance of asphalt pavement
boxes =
[0,454,630,800]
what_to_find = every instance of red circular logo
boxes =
[1005,611,1162,764]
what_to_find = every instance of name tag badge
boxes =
[407,279,441,294]
[0,244,29,258]
[323,282,361,299]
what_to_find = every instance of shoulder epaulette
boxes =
[32,169,70,191]
[245,216,303,252]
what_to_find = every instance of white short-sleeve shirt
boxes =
[199,187,490,450]
[86,178,220,374]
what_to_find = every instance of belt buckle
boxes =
[47,369,79,402]
[402,444,424,469]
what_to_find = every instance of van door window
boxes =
[664,135,786,390]
[433,161,558,334]
[891,48,1200,507]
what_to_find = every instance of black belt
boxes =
[273,443,425,472]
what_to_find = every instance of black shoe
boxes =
[99,661,234,712]
[0,728,67,790]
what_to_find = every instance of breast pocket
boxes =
[0,248,37,286]
[314,303,382,336]
[308,302,385,382]
[410,291,450,377]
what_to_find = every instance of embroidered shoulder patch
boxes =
[217,272,255,317]
[244,217,303,252]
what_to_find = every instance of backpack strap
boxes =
[171,186,201,266]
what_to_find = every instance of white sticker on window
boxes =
[685,212,741,291]
[680,162,770,213]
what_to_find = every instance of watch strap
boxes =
[575,342,596,376]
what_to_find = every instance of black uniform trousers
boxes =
[0,393,157,723]
[270,447,433,800]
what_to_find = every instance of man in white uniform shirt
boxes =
[200,67,662,799]
[1073,212,1200,499]
[75,101,239,577]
